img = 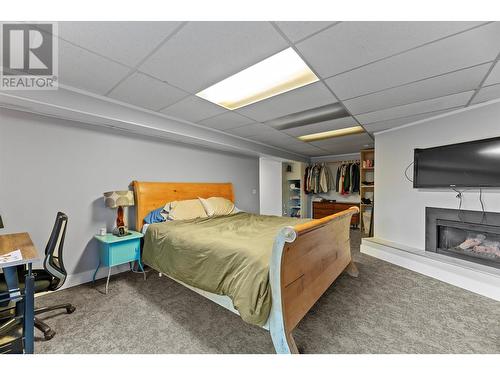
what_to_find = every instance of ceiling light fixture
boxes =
[196,48,319,110]
[298,126,365,142]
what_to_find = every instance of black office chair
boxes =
[0,212,76,341]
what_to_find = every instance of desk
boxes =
[0,233,39,354]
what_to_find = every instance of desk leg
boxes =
[23,264,34,354]
[3,266,21,300]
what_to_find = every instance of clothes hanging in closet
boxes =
[304,163,334,194]
[335,162,360,195]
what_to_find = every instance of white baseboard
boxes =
[61,263,131,290]
[361,237,500,301]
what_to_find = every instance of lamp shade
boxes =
[103,191,134,208]
[0,215,3,229]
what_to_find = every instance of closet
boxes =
[305,159,360,227]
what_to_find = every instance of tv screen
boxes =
[413,136,500,188]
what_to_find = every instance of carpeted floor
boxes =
[34,230,500,354]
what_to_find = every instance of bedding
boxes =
[198,196,235,217]
[143,207,168,224]
[167,199,207,220]
[142,212,310,326]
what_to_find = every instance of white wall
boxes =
[375,100,500,249]
[259,158,283,216]
[0,108,259,285]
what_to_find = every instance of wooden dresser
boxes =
[313,201,360,227]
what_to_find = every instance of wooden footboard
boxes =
[269,207,359,354]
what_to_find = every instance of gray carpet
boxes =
[34,230,500,353]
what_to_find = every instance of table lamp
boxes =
[103,190,134,236]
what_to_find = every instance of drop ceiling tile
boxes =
[275,21,337,43]
[250,134,321,155]
[236,82,336,122]
[160,95,226,123]
[298,147,331,157]
[140,22,288,93]
[267,140,327,157]
[484,62,500,86]
[288,142,327,155]
[224,123,273,137]
[58,39,131,95]
[296,21,483,79]
[359,93,471,124]
[108,72,188,111]
[343,63,490,115]
[316,142,375,156]
[247,128,291,142]
[283,116,357,137]
[363,108,460,134]
[245,132,325,156]
[311,133,374,154]
[310,132,373,148]
[58,22,182,67]
[198,111,254,130]
[471,83,500,104]
[356,91,473,124]
[326,22,500,99]
[259,138,299,149]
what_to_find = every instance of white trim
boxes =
[373,97,500,136]
[62,263,131,290]
[361,237,500,301]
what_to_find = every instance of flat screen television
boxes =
[413,136,500,188]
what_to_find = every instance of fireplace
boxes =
[426,207,500,269]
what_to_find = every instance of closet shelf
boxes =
[360,148,375,237]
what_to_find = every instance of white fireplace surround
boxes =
[361,237,500,301]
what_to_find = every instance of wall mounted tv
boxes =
[413,136,500,188]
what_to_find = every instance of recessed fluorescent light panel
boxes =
[196,48,319,110]
[298,126,365,142]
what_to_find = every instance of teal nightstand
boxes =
[93,230,145,294]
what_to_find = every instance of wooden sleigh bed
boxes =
[132,180,359,354]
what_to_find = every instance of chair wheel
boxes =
[66,305,76,314]
[44,329,56,340]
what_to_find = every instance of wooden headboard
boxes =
[132,181,234,231]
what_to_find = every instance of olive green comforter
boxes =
[142,212,310,326]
